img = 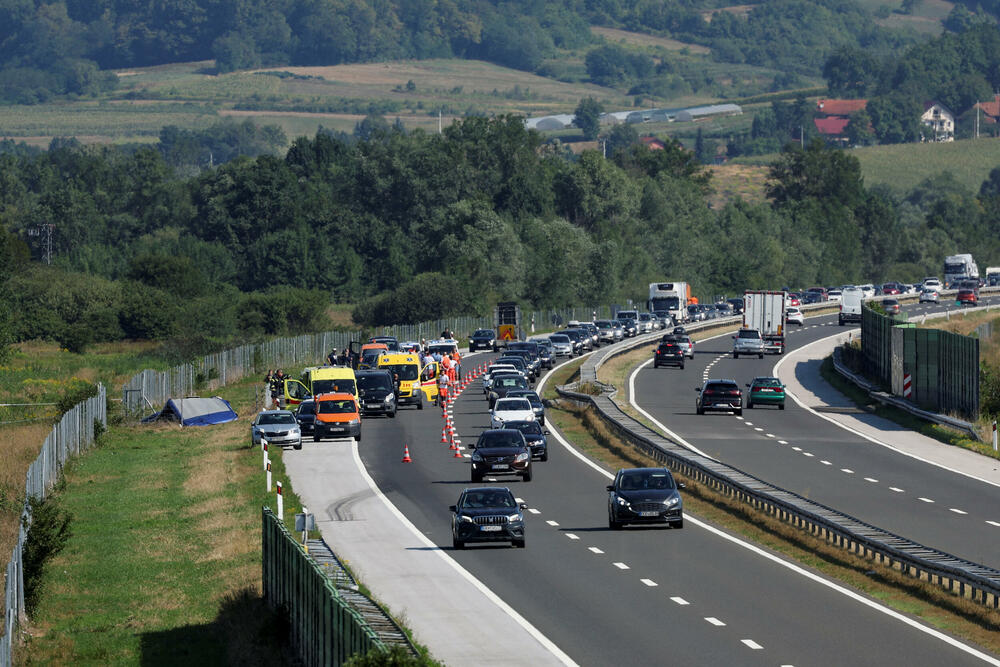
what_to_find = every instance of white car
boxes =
[548,334,574,356]
[785,306,804,325]
[491,397,536,429]
[919,288,939,303]
[827,289,842,302]
[922,277,942,290]
[858,284,875,298]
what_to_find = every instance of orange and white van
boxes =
[313,392,361,442]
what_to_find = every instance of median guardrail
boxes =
[561,301,1000,610]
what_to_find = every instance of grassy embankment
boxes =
[541,338,1000,655]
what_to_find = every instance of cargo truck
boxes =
[943,254,979,288]
[742,290,787,354]
[985,266,1000,287]
[648,282,690,324]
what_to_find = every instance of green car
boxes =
[746,377,785,410]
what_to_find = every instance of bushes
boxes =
[22,495,73,617]
[352,273,478,327]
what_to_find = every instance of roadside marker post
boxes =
[262,441,268,470]
[276,481,284,520]
[266,460,272,492]
[993,421,997,452]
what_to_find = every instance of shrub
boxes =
[22,495,73,616]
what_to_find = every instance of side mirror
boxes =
[605,484,615,492]
[746,383,751,387]
[543,430,550,435]
[519,502,527,510]
[731,335,736,339]
[677,482,686,490]
[694,387,701,392]
[467,442,476,449]
[449,505,457,513]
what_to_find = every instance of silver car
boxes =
[549,334,573,357]
[732,328,765,359]
[919,288,939,303]
[252,410,302,450]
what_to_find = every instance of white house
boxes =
[921,101,954,142]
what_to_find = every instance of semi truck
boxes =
[742,290,787,354]
[985,266,1000,287]
[943,254,979,288]
[648,282,690,324]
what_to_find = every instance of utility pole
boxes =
[438,109,442,134]
[28,224,54,264]
[976,101,980,139]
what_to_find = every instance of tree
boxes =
[766,139,865,210]
[845,109,876,146]
[574,98,603,141]
[867,94,923,144]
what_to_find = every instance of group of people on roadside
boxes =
[326,348,354,367]
[264,369,287,407]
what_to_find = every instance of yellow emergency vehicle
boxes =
[377,353,440,409]
[284,366,359,406]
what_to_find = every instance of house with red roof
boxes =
[815,99,867,115]
[974,94,1000,125]
[639,136,666,150]
[813,99,867,144]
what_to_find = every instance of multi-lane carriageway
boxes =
[315,298,1000,666]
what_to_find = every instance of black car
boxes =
[607,467,684,530]
[450,487,526,549]
[617,318,638,337]
[470,328,498,352]
[696,379,742,416]
[508,341,542,369]
[355,369,397,417]
[653,340,685,369]
[294,399,317,434]
[531,339,554,369]
[470,429,532,482]
[503,347,540,377]
[488,375,530,408]
[496,355,532,380]
[503,420,549,461]
[562,328,590,353]
[506,389,545,425]
[726,297,744,314]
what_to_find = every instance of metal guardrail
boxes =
[2,385,107,667]
[564,309,1000,610]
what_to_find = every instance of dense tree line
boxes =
[2,116,1000,360]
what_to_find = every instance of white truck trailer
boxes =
[742,290,787,354]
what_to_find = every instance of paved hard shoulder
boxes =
[777,332,1000,486]
[283,440,572,666]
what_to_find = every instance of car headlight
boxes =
[291,428,300,435]
[514,452,529,463]
[471,452,483,462]
[460,515,476,523]
[615,496,627,506]
[348,418,360,425]
[663,496,680,507]
[385,393,395,402]
[507,513,522,522]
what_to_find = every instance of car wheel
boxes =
[389,410,396,418]
[674,518,684,529]
[472,471,483,483]
[779,403,785,410]
[696,406,704,415]
[512,538,525,549]
[679,363,684,370]
[313,434,321,442]
[736,408,743,416]
[540,451,548,462]
[452,537,464,550]
[609,513,622,530]
[355,434,361,443]
[758,353,763,359]
[294,442,302,450]
[522,467,533,482]
[733,352,738,359]
[417,394,423,410]
[747,401,753,409]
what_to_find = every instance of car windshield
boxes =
[357,375,392,391]
[313,379,356,396]
[372,339,399,351]
[461,490,516,509]
[498,358,526,369]
[478,432,525,448]
[506,421,542,434]
[360,350,382,364]
[473,329,493,337]
[429,345,456,355]
[496,399,531,412]
[738,330,761,339]
[318,400,356,414]
[496,377,526,388]
[296,402,315,415]
[508,391,541,405]
[619,471,675,491]
[550,334,570,343]
[258,413,296,425]
[380,364,419,381]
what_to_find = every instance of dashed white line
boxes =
[841,468,854,474]
[792,446,802,451]
[546,520,559,526]
[640,579,658,587]
[754,427,763,432]
[864,477,879,483]
[803,452,815,457]
[613,562,629,570]
[918,497,934,504]
[949,508,968,515]
[778,440,788,444]
[987,521,1000,527]
[670,596,689,605]
[821,460,831,465]
[889,487,905,493]
[742,639,764,650]
[588,547,604,554]
[766,433,775,438]
[744,422,754,426]
[528,508,541,514]
[566,533,580,540]
[515,497,525,503]
[705,617,726,626]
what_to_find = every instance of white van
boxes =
[839,287,863,326]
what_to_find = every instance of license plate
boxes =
[491,464,509,470]
[639,511,660,517]
[367,403,381,408]
[329,427,345,433]
[480,525,502,532]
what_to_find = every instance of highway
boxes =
[632,298,1000,571]
[348,332,999,665]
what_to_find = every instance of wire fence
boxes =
[2,385,107,667]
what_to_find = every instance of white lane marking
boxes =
[742,639,764,650]
[918,497,935,503]
[803,452,815,457]
[773,331,1000,491]
[640,579,658,587]
[778,440,788,445]
[950,508,968,515]
[546,520,559,526]
[890,487,905,493]
[348,443,578,666]
[766,433,775,438]
[987,521,1000,527]
[792,447,802,451]
[515,497,525,503]
[821,460,832,465]
[566,533,580,540]
[540,353,1000,666]
[670,596,689,605]
[528,508,541,514]
[705,617,726,626]
[754,427,763,432]
[744,422,754,426]
[841,468,854,474]
[588,547,604,554]
[865,477,879,483]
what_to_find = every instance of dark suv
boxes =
[470,429,533,482]
[470,328,498,352]
[294,399,317,435]
[502,420,549,461]
[607,467,684,530]
[450,487,526,549]
[355,369,397,417]
[654,340,685,369]
[696,379,743,416]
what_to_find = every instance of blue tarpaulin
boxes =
[143,397,238,426]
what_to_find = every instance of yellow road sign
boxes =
[499,325,516,341]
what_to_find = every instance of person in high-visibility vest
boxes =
[437,369,449,405]
[450,350,461,381]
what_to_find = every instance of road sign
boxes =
[499,325,516,341]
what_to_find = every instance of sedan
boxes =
[450,487,526,549]
[252,410,302,450]
[506,389,545,425]
[881,283,901,295]
[469,328,498,352]
[695,379,742,416]
[503,420,549,461]
[607,467,684,530]
[919,289,939,303]
[294,399,317,435]
[785,306,804,326]
[883,298,901,315]
[548,334,574,357]
[747,377,786,410]
[470,429,533,483]
[491,397,536,429]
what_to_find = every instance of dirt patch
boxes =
[706,163,770,208]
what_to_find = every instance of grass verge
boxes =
[544,398,1000,655]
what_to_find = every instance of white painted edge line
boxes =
[772,330,1000,490]
[349,442,578,666]
[538,335,1000,665]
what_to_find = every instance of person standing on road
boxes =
[327,349,337,366]
[437,367,449,406]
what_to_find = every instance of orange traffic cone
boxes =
[401,444,412,463]
[441,427,448,443]
[449,435,458,451]
[453,441,464,458]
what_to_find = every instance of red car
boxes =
[957,289,978,306]
[786,293,801,307]
[881,283,901,295]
